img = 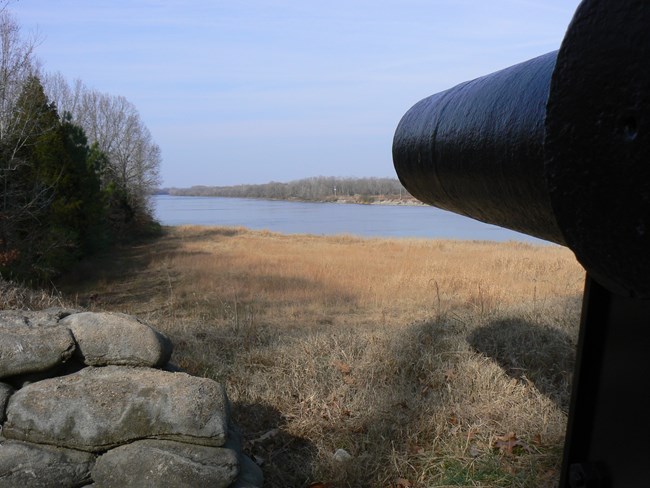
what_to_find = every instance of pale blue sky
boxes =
[12,0,580,187]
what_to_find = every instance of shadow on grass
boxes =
[231,401,317,488]
[467,317,577,411]
[57,226,357,313]
[55,228,234,309]
[341,309,580,486]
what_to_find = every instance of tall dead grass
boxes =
[0,277,67,310]
[56,226,585,487]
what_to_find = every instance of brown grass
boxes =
[55,226,585,487]
[0,277,67,310]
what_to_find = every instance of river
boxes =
[152,195,549,244]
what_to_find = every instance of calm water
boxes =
[152,195,548,244]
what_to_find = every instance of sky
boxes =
[11,0,580,188]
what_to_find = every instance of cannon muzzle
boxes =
[393,0,650,299]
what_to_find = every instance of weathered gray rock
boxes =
[4,366,229,451]
[0,383,12,422]
[60,312,172,367]
[0,438,95,487]
[0,308,77,328]
[0,310,256,485]
[333,448,353,462]
[231,454,264,488]
[0,326,75,379]
[91,439,239,488]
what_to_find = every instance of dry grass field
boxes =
[46,226,585,487]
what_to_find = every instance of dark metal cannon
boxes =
[392,1,650,486]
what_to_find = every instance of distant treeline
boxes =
[160,177,411,202]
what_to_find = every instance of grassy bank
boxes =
[54,226,584,487]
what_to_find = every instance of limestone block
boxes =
[0,326,75,379]
[92,439,239,488]
[60,312,172,367]
[0,439,95,487]
[4,366,229,452]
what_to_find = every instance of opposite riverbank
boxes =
[12,227,584,487]
[158,192,426,206]
[157,176,423,206]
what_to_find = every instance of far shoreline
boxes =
[155,193,427,207]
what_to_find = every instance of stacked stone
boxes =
[0,309,262,487]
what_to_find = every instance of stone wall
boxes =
[0,309,262,487]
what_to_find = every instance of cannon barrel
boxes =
[393,1,650,486]
[393,0,650,299]
[394,51,561,243]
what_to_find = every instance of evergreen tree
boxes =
[1,76,107,282]
[0,75,57,279]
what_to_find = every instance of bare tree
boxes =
[42,72,84,118]
[0,11,51,267]
[45,76,161,220]
[0,12,38,152]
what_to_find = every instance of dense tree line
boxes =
[0,10,161,283]
[163,176,411,202]
[44,73,161,221]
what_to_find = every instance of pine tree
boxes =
[1,76,107,282]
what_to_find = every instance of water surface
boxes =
[153,195,549,244]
